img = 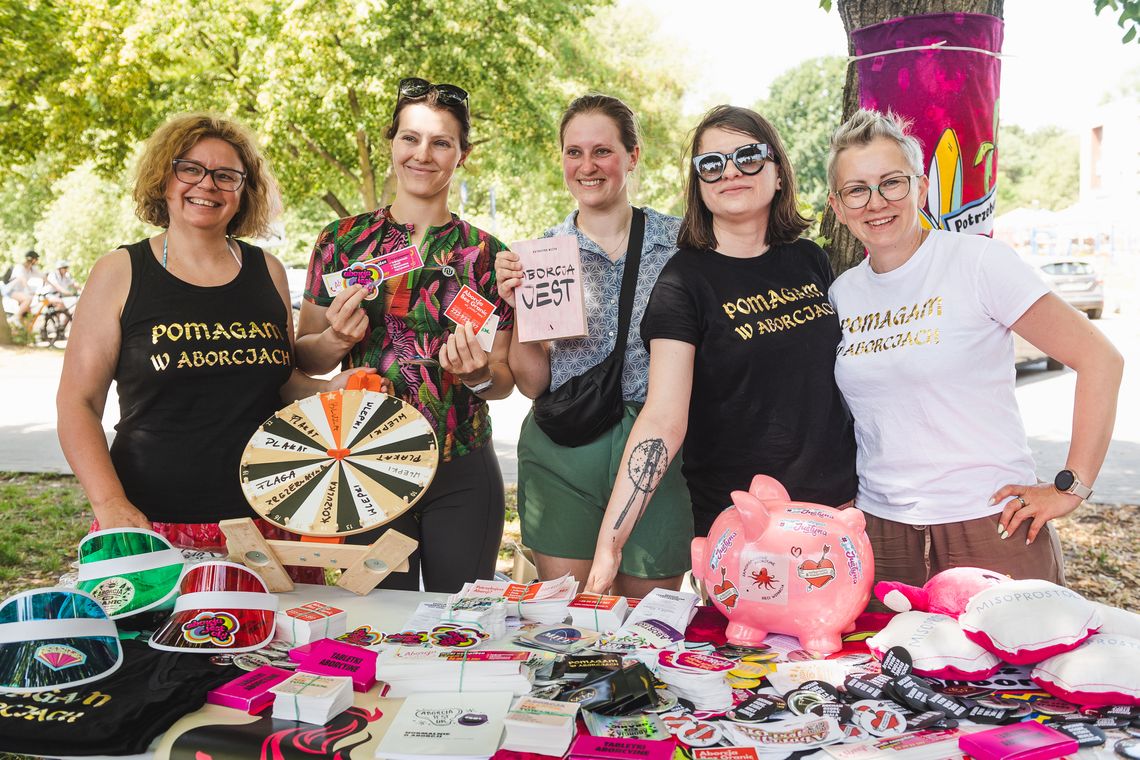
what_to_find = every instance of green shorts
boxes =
[517,403,694,579]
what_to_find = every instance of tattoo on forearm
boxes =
[613,438,669,531]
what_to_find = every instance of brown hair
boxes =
[559,93,640,152]
[385,88,472,152]
[677,105,811,251]
[133,113,276,239]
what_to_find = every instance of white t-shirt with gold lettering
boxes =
[829,230,1049,525]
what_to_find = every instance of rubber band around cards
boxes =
[149,561,277,653]
[76,528,184,619]
[0,587,123,694]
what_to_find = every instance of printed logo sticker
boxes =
[839,535,863,584]
[181,611,240,646]
[382,630,430,646]
[429,624,487,649]
[709,530,737,571]
[796,544,837,591]
[741,555,787,604]
[34,644,87,671]
[712,567,739,610]
[337,625,383,646]
[91,576,135,616]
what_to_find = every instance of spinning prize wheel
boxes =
[221,372,438,594]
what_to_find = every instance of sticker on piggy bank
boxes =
[691,475,873,655]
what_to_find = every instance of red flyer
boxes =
[443,285,495,331]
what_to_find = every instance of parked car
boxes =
[1014,257,1104,371]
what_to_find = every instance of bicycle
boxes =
[24,289,75,348]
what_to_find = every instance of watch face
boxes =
[1055,470,1076,491]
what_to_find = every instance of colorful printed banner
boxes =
[853,12,1004,236]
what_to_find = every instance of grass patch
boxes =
[0,473,90,597]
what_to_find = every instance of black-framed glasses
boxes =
[692,143,771,183]
[398,77,469,109]
[835,174,919,209]
[171,159,246,192]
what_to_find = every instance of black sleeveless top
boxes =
[110,239,293,522]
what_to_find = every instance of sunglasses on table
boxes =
[692,143,772,183]
[834,175,920,209]
[171,159,246,191]
[398,77,469,108]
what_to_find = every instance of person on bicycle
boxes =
[46,261,79,299]
[3,250,43,323]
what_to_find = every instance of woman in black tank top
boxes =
[57,114,373,569]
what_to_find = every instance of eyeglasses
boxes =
[171,159,246,192]
[692,143,771,183]
[835,175,919,209]
[398,77,469,109]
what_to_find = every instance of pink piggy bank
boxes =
[691,475,874,655]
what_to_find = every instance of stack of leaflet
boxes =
[376,648,534,696]
[654,651,733,712]
[452,576,578,624]
[269,673,353,725]
[442,596,507,639]
[568,593,629,632]
[376,691,514,760]
[621,588,699,632]
[515,625,600,655]
[501,695,580,755]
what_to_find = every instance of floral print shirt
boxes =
[544,206,680,402]
[304,206,514,461]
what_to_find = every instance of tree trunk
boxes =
[0,317,12,345]
[825,0,1005,275]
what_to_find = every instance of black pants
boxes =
[348,443,505,593]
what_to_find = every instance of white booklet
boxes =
[375,690,513,759]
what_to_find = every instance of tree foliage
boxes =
[994,125,1080,212]
[1094,0,1140,43]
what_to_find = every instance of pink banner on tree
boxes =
[853,12,1003,236]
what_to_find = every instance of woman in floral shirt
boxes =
[297,78,515,593]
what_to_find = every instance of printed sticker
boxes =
[796,544,837,591]
[34,644,87,671]
[337,625,382,646]
[712,567,739,610]
[741,555,787,604]
[91,576,135,616]
[181,611,240,647]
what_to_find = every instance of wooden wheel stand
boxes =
[220,518,417,594]
[222,371,436,595]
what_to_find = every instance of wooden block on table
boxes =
[338,529,419,595]
[219,517,295,592]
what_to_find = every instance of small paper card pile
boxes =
[376,648,534,697]
[269,673,354,725]
[274,601,347,645]
[452,576,578,624]
[568,593,629,631]
[621,588,699,633]
[207,664,292,713]
[583,710,670,740]
[515,624,600,654]
[295,638,378,692]
[568,734,676,760]
[655,651,734,712]
[376,691,514,760]
[443,595,507,638]
[501,695,580,756]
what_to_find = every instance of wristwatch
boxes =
[1054,469,1093,500]
[464,375,494,394]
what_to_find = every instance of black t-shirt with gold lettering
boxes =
[110,239,293,523]
[641,239,857,533]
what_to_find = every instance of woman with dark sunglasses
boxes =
[826,109,1122,592]
[495,94,694,597]
[57,113,362,577]
[584,105,858,594]
[295,78,516,593]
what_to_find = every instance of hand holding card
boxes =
[440,322,493,390]
[324,285,370,348]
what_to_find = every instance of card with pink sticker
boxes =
[322,245,424,301]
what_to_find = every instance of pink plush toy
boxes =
[874,567,1007,618]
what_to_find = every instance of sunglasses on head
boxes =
[692,142,772,183]
[398,77,469,108]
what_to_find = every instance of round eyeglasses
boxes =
[692,143,771,183]
[171,159,246,192]
[835,175,920,209]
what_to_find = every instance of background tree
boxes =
[995,125,1080,212]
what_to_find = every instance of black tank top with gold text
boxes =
[110,239,292,522]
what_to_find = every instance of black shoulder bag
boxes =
[533,207,646,447]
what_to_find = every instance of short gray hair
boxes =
[827,109,925,191]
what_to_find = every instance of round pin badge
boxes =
[785,689,828,716]
[1115,738,1140,760]
[1032,697,1078,716]
[859,706,908,737]
[678,720,724,748]
[646,689,679,714]
[441,265,456,278]
[459,712,488,726]
[209,654,234,666]
[933,683,992,699]
[233,653,271,672]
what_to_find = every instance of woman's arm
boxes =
[56,250,150,529]
[440,322,515,401]
[495,247,551,398]
[585,339,695,593]
[992,293,1124,543]
[294,286,370,374]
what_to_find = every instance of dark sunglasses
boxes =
[398,77,469,108]
[692,143,772,183]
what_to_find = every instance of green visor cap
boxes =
[76,529,184,619]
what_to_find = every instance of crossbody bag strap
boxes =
[610,207,646,366]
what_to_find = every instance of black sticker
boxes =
[905,711,947,731]
[880,646,913,679]
[728,694,781,723]
[893,674,936,712]
[844,674,890,701]
[1098,717,1133,729]
[1116,738,1140,760]
[1054,722,1107,748]
[808,702,855,722]
[801,679,841,702]
[967,705,1012,725]
[933,683,993,699]
[926,692,969,719]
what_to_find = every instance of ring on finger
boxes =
[1015,495,1028,508]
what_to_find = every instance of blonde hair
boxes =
[826,109,925,192]
[133,113,277,238]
